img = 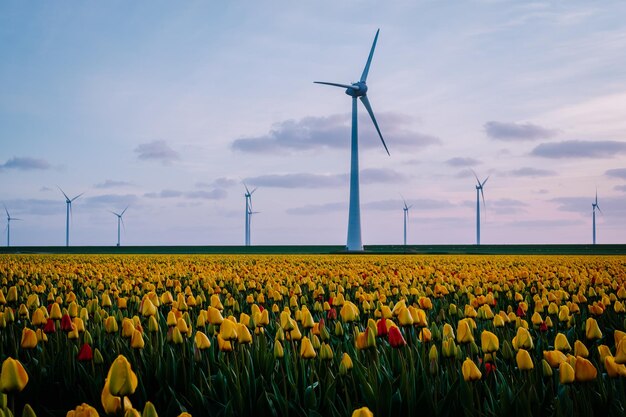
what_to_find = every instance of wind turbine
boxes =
[402,198,412,247]
[592,190,602,245]
[243,184,257,246]
[59,187,84,247]
[110,206,129,247]
[472,172,489,245]
[4,205,22,247]
[315,29,390,251]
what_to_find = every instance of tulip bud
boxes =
[480,330,499,353]
[554,333,571,352]
[352,407,374,417]
[604,356,626,378]
[273,340,284,359]
[442,339,457,358]
[107,355,138,396]
[585,317,602,340]
[574,340,589,358]
[300,337,316,359]
[101,377,133,415]
[22,404,37,417]
[20,328,37,349]
[461,358,482,381]
[542,359,553,377]
[334,322,344,337]
[574,356,597,382]
[0,357,29,393]
[516,349,534,371]
[559,362,575,384]
[94,348,104,365]
[142,401,159,417]
[543,350,567,368]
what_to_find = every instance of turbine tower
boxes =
[110,206,129,247]
[315,29,390,251]
[402,199,412,247]
[4,205,22,247]
[243,184,257,246]
[59,187,84,247]
[592,190,602,245]
[473,172,489,245]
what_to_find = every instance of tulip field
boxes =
[1,254,626,417]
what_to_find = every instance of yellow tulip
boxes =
[597,345,612,364]
[101,377,133,415]
[130,330,144,349]
[104,316,118,334]
[352,407,374,417]
[237,323,252,344]
[585,318,602,340]
[461,358,482,381]
[340,302,359,323]
[604,356,626,378]
[20,328,38,349]
[194,331,211,350]
[274,340,284,359]
[457,319,474,344]
[513,327,533,350]
[217,334,233,352]
[516,349,534,371]
[340,353,353,374]
[397,307,413,326]
[559,362,575,384]
[219,318,238,341]
[481,330,499,353]
[554,333,571,352]
[68,403,99,417]
[0,357,29,393]
[300,337,317,359]
[106,355,138,397]
[543,350,567,368]
[615,338,626,364]
[574,356,597,382]
[574,340,589,358]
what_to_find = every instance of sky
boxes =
[1,0,626,246]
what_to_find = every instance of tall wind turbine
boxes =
[592,190,602,245]
[473,172,489,245]
[243,184,257,246]
[59,187,84,247]
[4,205,22,247]
[110,206,129,247]
[402,199,412,247]
[315,29,390,251]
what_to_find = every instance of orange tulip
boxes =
[574,356,597,382]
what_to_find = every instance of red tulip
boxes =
[377,319,388,337]
[43,318,56,334]
[327,308,337,320]
[388,326,406,348]
[77,343,93,361]
[60,314,73,332]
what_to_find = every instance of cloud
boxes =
[285,202,346,215]
[94,180,134,189]
[134,140,180,164]
[490,198,528,214]
[531,140,626,158]
[246,173,344,189]
[245,168,407,188]
[506,219,584,228]
[39,186,52,192]
[362,198,452,211]
[144,189,183,198]
[185,189,227,200]
[445,157,481,167]
[615,185,626,192]
[2,199,59,216]
[0,157,51,171]
[196,177,237,189]
[85,194,139,206]
[231,113,441,154]
[484,121,557,141]
[144,189,226,200]
[605,168,626,179]
[505,167,557,177]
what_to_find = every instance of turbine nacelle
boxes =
[345,81,367,97]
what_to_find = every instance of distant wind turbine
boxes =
[59,187,84,247]
[4,205,22,247]
[592,190,602,245]
[315,29,390,251]
[402,198,412,247]
[110,206,129,247]
[472,172,489,245]
[243,184,257,246]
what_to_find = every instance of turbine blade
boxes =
[58,186,70,201]
[121,217,126,232]
[480,188,486,222]
[121,206,129,216]
[3,204,8,218]
[360,29,380,82]
[243,182,250,195]
[250,187,257,195]
[408,205,413,209]
[597,205,603,215]
[13,218,22,221]
[314,81,358,90]
[471,169,480,185]
[359,96,390,155]
[71,192,84,202]
[481,176,490,187]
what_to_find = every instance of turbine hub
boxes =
[345,81,367,97]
